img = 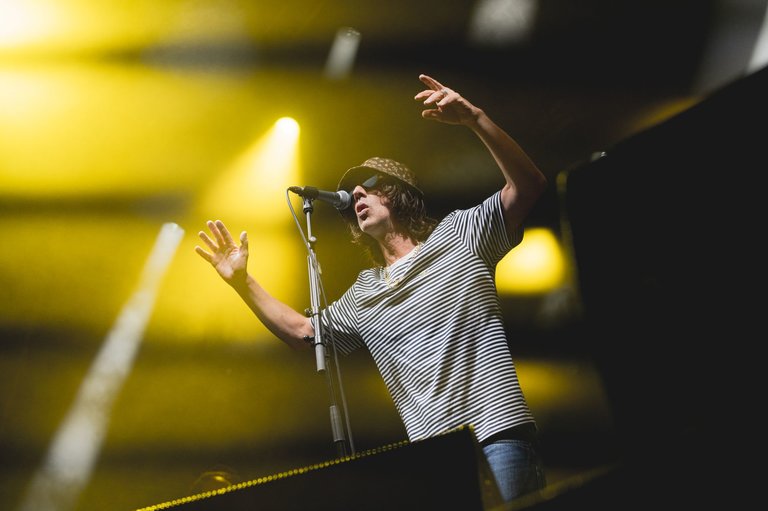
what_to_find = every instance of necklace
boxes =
[381,243,423,288]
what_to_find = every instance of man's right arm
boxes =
[195,219,314,351]
[229,274,315,350]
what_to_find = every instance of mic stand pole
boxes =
[301,196,350,458]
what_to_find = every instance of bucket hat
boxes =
[337,157,423,196]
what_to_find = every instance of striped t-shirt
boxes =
[323,191,535,443]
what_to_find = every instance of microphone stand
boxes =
[300,196,350,458]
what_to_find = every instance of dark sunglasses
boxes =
[344,174,388,193]
[361,174,381,188]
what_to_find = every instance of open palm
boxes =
[195,220,249,283]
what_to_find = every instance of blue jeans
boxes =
[482,439,546,502]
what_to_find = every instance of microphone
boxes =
[289,186,352,210]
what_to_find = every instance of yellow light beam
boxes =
[198,117,301,225]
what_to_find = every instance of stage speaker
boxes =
[560,64,765,504]
[136,426,502,511]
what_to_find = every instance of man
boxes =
[195,73,548,501]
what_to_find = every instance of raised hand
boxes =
[414,73,482,126]
[195,220,249,284]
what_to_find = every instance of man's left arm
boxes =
[416,73,548,236]
[468,111,548,233]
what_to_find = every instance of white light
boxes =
[468,0,538,46]
[275,116,300,138]
[0,2,60,49]
[325,27,361,79]
[749,1,768,72]
[16,223,185,511]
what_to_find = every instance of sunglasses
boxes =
[344,173,388,193]
[361,174,381,188]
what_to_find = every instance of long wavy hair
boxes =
[345,178,438,267]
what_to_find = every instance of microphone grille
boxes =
[337,190,352,209]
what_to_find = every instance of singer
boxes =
[195,73,548,503]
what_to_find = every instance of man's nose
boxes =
[352,185,367,200]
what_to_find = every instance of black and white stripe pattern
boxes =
[323,191,535,443]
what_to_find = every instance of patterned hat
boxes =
[337,157,423,196]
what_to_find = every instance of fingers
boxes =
[205,219,223,248]
[415,74,454,110]
[434,88,454,107]
[198,220,248,252]
[240,231,249,256]
[417,89,446,105]
[199,219,234,251]
[415,73,444,103]
[194,245,213,262]
[419,74,442,90]
[414,90,430,100]
[198,229,218,252]
[214,219,237,248]
[420,109,442,122]
[203,219,236,248]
